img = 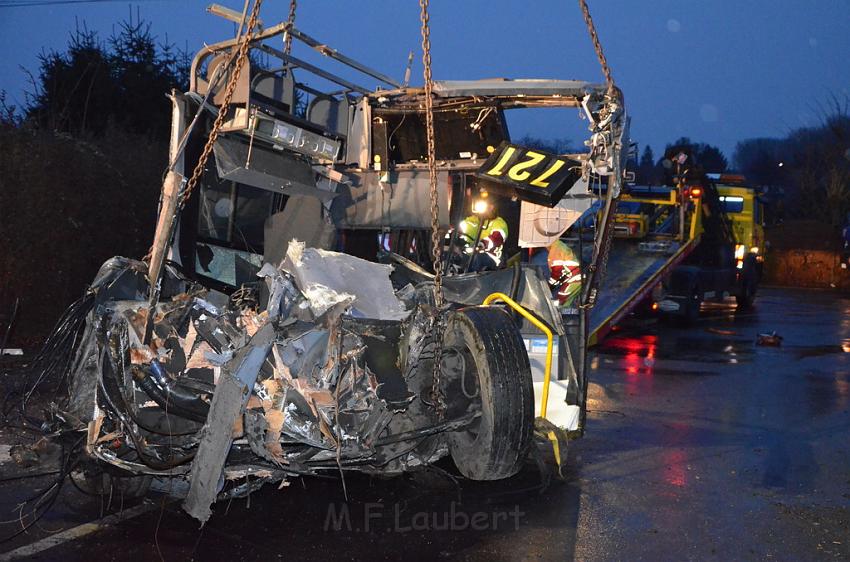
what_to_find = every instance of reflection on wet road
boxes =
[579,288,850,560]
[2,288,849,560]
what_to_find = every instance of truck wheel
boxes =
[684,284,702,324]
[444,306,534,480]
[736,255,758,309]
[667,267,701,325]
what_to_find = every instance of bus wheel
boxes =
[444,306,534,480]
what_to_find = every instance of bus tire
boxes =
[445,306,534,480]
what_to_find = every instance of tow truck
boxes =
[585,167,763,344]
[711,173,766,283]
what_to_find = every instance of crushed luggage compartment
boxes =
[52,248,555,521]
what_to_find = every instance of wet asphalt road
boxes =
[1,286,848,561]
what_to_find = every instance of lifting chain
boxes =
[578,0,615,96]
[179,0,264,207]
[580,179,617,310]
[419,0,447,419]
[591,152,623,307]
[577,0,620,309]
[284,0,297,55]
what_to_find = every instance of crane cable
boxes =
[284,0,297,55]
[418,0,447,419]
[577,0,620,308]
[578,0,615,96]
[178,0,264,207]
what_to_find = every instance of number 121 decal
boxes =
[485,146,565,188]
[475,142,580,208]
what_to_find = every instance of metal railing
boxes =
[482,292,553,418]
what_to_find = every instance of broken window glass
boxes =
[198,164,279,253]
[195,158,283,285]
[375,107,507,163]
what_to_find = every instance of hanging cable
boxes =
[284,0,297,55]
[178,0,264,207]
[577,0,615,95]
[576,0,623,309]
[418,0,447,419]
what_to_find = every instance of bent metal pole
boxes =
[144,0,264,343]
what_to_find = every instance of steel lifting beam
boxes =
[190,22,399,94]
[258,45,371,95]
[285,27,402,88]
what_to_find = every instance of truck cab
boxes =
[711,174,765,274]
[660,174,762,318]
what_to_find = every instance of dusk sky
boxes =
[1,0,849,162]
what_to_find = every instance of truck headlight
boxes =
[735,244,746,260]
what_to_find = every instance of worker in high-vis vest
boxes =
[457,196,509,272]
[548,240,582,307]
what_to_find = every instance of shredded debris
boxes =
[756,332,783,346]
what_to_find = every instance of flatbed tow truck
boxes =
[585,170,764,345]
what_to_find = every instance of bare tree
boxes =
[790,95,850,226]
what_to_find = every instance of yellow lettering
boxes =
[508,151,546,182]
[486,146,517,176]
[529,159,566,188]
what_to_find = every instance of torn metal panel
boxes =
[282,242,409,321]
[273,328,329,378]
[388,257,564,336]
[518,188,593,248]
[90,257,151,302]
[262,194,336,267]
[257,263,301,320]
[183,322,274,524]
[330,169,451,229]
[212,136,335,201]
[441,268,564,335]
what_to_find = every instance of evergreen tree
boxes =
[637,145,655,184]
[659,137,728,174]
[26,17,188,138]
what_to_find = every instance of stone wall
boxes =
[763,249,850,290]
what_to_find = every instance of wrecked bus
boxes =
[48,15,628,522]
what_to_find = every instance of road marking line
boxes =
[0,501,157,561]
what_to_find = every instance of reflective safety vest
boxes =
[458,215,508,265]
[548,240,582,307]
